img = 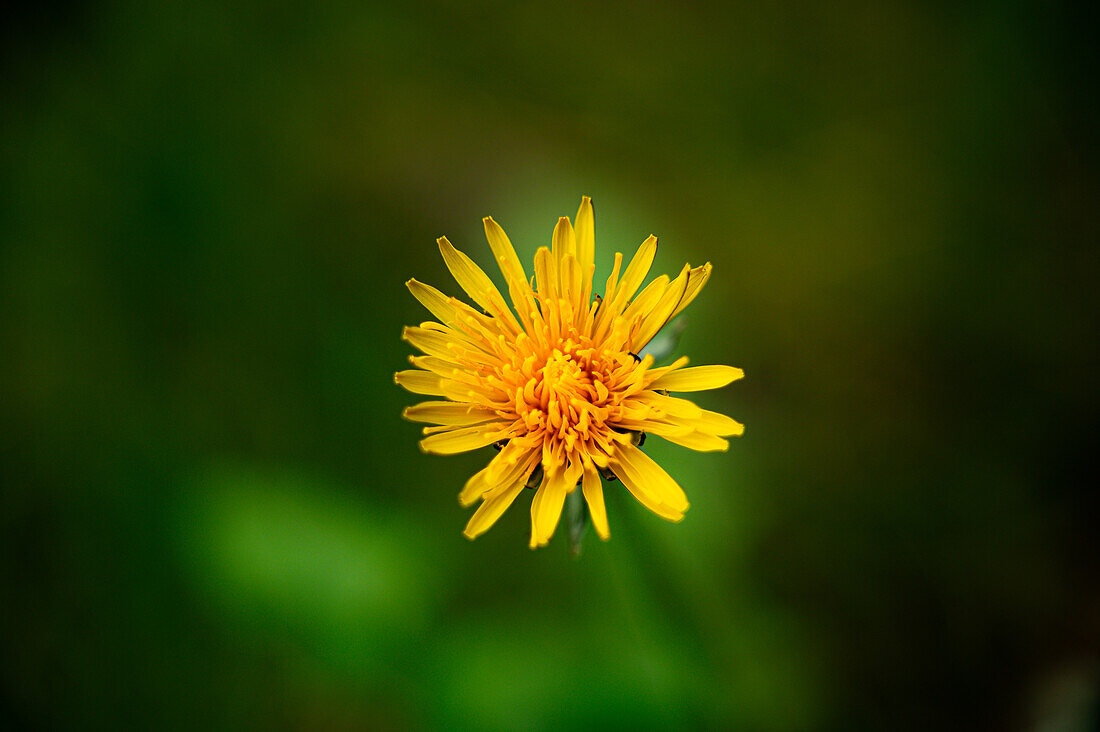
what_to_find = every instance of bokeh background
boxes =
[2,1,1098,729]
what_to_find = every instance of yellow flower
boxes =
[396,196,743,548]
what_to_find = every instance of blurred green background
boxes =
[2,1,1097,729]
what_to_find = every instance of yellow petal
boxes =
[533,246,558,302]
[403,401,497,427]
[529,471,569,548]
[603,252,623,302]
[439,378,506,408]
[574,196,595,302]
[594,235,658,339]
[459,469,490,508]
[621,275,669,324]
[697,408,745,436]
[560,253,584,315]
[419,424,502,455]
[632,264,690,349]
[581,464,610,540]
[609,443,689,518]
[669,263,712,320]
[615,234,658,305]
[658,430,729,452]
[401,326,458,360]
[406,279,457,323]
[464,479,527,539]
[482,216,526,291]
[483,216,538,329]
[563,455,584,487]
[407,355,459,377]
[610,417,692,438]
[649,365,744,392]
[417,319,483,350]
[394,369,446,396]
[459,446,538,507]
[642,356,689,386]
[551,216,576,264]
[437,236,520,331]
[642,391,704,420]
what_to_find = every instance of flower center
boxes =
[541,350,589,405]
[492,334,649,472]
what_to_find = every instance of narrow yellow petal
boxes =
[459,468,491,509]
[609,442,689,518]
[394,369,447,396]
[406,279,457,323]
[581,464,610,540]
[459,446,538,507]
[407,355,459,377]
[483,216,538,329]
[419,424,502,455]
[594,235,658,339]
[560,253,584,316]
[649,365,745,392]
[404,327,497,369]
[551,216,576,263]
[669,262,712,320]
[632,264,690,348]
[439,378,507,409]
[658,430,729,452]
[642,356,690,386]
[529,470,569,548]
[401,326,458,360]
[533,246,558,302]
[482,216,527,291]
[604,252,623,303]
[403,401,497,426]
[437,236,520,332]
[418,319,485,350]
[564,456,584,487]
[642,391,704,420]
[697,408,745,436]
[574,196,595,302]
[464,480,526,539]
[621,275,669,324]
[609,417,692,438]
[615,234,658,305]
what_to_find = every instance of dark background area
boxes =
[2,1,1098,729]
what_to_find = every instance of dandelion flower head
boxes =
[396,197,743,548]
